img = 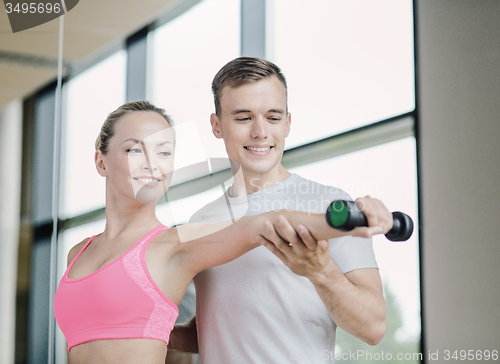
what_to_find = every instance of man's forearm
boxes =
[309,261,387,346]
[257,200,390,346]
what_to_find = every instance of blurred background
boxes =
[0,0,499,363]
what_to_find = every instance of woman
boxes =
[54,101,390,363]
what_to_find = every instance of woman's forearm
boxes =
[259,210,347,242]
[258,197,390,242]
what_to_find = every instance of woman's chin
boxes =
[134,185,167,205]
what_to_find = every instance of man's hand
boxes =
[256,196,392,277]
[256,216,331,279]
[255,196,389,345]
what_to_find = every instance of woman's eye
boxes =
[127,148,142,153]
[159,151,172,157]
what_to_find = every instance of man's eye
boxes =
[236,117,251,121]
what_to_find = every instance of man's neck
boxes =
[228,165,291,197]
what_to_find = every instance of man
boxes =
[169,57,387,363]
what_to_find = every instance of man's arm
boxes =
[172,196,389,346]
[168,316,198,354]
[257,197,388,345]
[311,259,386,345]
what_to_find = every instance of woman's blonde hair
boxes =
[95,100,174,154]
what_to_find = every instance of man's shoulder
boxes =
[283,173,352,201]
[188,194,228,223]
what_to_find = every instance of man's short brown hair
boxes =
[212,57,288,116]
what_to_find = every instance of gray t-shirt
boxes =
[191,173,378,363]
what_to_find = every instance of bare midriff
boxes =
[68,338,167,364]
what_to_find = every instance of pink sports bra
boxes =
[54,225,179,352]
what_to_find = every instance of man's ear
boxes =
[285,112,291,138]
[95,150,108,177]
[210,113,223,139]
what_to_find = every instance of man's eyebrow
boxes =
[268,109,285,114]
[231,109,252,115]
[230,108,285,115]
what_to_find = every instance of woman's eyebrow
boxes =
[122,138,141,145]
[121,138,172,146]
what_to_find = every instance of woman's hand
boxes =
[349,196,393,238]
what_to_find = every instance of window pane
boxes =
[273,0,415,148]
[152,0,240,183]
[157,185,227,227]
[61,51,126,218]
[289,137,420,359]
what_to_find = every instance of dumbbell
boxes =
[326,200,413,242]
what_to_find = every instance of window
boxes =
[152,0,240,180]
[272,0,415,148]
[290,137,420,361]
[61,51,127,218]
[50,1,420,362]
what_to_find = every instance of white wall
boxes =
[0,100,23,364]
[417,0,500,355]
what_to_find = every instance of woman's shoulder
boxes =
[152,225,205,261]
[149,227,183,253]
[66,238,90,266]
[154,226,179,242]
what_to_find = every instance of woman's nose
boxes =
[141,150,158,170]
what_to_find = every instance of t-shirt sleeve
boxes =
[329,235,378,274]
[325,189,378,273]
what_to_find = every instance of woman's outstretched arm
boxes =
[174,196,392,276]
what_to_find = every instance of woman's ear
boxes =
[95,150,108,177]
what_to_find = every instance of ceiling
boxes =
[0,0,195,110]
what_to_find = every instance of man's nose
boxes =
[251,117,267,139]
